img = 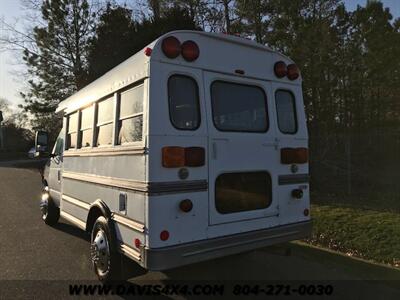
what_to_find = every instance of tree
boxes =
[19,0,94,137]
[87,3,137,83]
[235,0,271,43]
[87,4,199,82]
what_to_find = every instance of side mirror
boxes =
[35,131,49,157]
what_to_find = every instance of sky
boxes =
[1,0,400,109]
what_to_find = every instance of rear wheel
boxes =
[40,191,60,226]
[90,216,121,282]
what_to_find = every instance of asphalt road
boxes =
[0,163,399,299]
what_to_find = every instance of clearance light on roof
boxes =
[287,64,300,80]
[162,36,181,58]
[274,61,287,78]
[161,36,199,62]
[281,148,308,164]
[162,146,205,168]
[181,40,200,62]
[274,61,300,80]
[144,47,152,56]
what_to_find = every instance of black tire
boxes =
[90,216,121,282]
[40,192,60,226]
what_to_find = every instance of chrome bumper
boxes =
[142,221,312,271]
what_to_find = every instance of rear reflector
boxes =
[185,147,205,167]
[162,146,205,168]
[134,238,141,248]
[181,40,199,62]
[160,230,170,241]
[281,148,308,164]
[162,146,185,168]
[161,36,181,59]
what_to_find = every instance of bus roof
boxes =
[56,30,297,114]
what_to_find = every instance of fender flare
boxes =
[86,199,115,234]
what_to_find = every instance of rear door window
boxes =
[275,90,297,134]
[168,75,200,130]
[215,172,272,214]
[211,81,268,132]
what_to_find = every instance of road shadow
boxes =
[0,158,48,170]
[52,220,90,242]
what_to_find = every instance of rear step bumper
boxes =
[142,220,312,271]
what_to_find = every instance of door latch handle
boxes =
[57,170,61,182]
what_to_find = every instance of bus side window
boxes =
[66,112,78,149]
[275,90,298,134]
[95,97,114,146]
[168,75,200,130]
[118,84,144,144]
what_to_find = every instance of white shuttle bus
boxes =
[37,30,311,281]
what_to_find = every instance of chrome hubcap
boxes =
[90,229,110,275]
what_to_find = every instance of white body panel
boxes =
[45,30,311,270]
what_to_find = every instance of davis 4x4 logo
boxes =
[69,284,225,296]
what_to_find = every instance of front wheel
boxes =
[40,191,60,226]
[90,216,121,282]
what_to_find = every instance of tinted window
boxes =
[53,130,64,156]
[118,85,144,144]
[168,75,200,130]
[211,81,268,132]
[276,90,297,134]
[215,172,272,214]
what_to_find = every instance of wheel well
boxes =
[85,200,112,233]
[86,206,104,233]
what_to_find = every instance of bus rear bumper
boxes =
[142,220,312,271]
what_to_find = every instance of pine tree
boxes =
[20,0,94,136]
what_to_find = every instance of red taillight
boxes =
[287,64,300,80]
[160,230,170,241]
[274,61,287,78]
[185,147,205,167]
[161,36,181,59]
[281,148,308,164]
[181,40,199,62]
[144,47,152,56]
[162,146,185,168]
[162,146,205,168]
[134,238,141,248]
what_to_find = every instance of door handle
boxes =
[57,170,61,182]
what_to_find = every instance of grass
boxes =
[306,204,400,267]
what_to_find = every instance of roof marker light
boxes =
[161,36,181,59]
[144,47,152,56]
[287,64,300,80]
[274,61,287,78]
[181,40,199,62]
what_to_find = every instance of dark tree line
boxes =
[9,0,399,139]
